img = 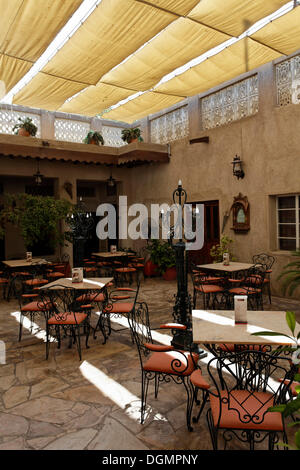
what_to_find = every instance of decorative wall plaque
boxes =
[231,193,250,232]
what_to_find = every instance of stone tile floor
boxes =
[0,277,300,451]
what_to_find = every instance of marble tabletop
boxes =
[40,277,113,290]
[197,262,254,272]
[192,309,298,346]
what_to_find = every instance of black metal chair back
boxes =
[206,349,295,428]
[252,253,275,271]
[39,285,91,324]
[127,301,152,368]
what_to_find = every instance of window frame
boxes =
[276,194,300,251]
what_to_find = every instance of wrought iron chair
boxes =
[127,301,205,431]
[96,282,141,342]
[39,285,92,360]
[191,349,296,450]
[252,253,275,304]
[227,264,266,310]
[191,271,224,309]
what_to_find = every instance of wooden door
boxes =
[188,200,220,266]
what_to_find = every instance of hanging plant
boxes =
[121,127,143,144]
[0,193,73,251]
[83,131,104,145]
[13,117,38,137]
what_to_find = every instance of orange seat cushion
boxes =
[21,301,47,312]
[190,369,210,390]
[48,272,64,278]
[143,350,199,376]
[210,390,283,431]
[48,312,87,325]
[104,302,134,313]
[229,287,260,295]
[24,279,48,286]
[115,267,136,273]
[195,285,223,293]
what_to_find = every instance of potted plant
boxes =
[277,250,300,296]
[121,127,144,144]
[210,234,236,263]
[13,117,38,137]
[144,239,160,277]
[146,240,176,280]
[83,131,104,145]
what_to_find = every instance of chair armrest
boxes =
[143,343,174,352]
[159,323,187,330]
[190,370,210,390]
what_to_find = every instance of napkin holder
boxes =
[72,268,83,283]
[234,295,247,324]
[110,245,117,253]
[26,252,32,262]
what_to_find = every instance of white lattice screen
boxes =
[102,125,125,147]
[150,106,189,144]
[54,118,90,143]
[201,75,259,130]
[276,54,300,106]
[0,108,41,137]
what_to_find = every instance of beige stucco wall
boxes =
[0,57,300,299]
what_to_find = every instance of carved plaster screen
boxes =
[101,125,124,147]
[54,118,90,143]
[201,75,259,130]
[0,107,41,137]
[150,106,189,144]
[276,54,300,106]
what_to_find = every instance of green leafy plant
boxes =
[252,310,300,449]
[146,239,176,274]
[0,193,72,252]
[278,250,300,296]
[121,127,143,144]
[210,234,236,263]
[13,117,38,136]
[83,131,104,145]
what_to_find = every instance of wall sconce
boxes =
[231,155,244,180]
[33,158,44,185]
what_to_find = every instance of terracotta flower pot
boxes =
[162,266,177,281]
[144,260,159,277]
[128,138,138,143]
[18,128,30,137]
[89,139,98,145]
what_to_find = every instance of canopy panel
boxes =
[59,83,137,115]
[101,17,230,91]
[251,6,300,55]
[104,91,185,123]
[155,38,281,96]
[135,0,200,16]
[187,0,289,36]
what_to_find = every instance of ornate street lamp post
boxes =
[162,181,206,356]
[66,197,94,268]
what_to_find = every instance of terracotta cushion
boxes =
[195,284,223,294]
[84,267,97,272]
[159,323,187,330]
[92,293,105,303]
[21,301,48,312]
[0,278,8,284]
[48,312,87,325]
[144,343,174,352]
[190,369,210,390]
[210,390,283,431]
[116,287,136,292]
[143,350,199,376]
[111,295,131,300]
[115,267,136,273]
[24,279,48,286]
[22,293,38,299]
[104,302,134,313]
[47,272,64,278]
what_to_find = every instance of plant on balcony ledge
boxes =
[83,130,104,145]
[121,127,143,144]
[13,117,38,137]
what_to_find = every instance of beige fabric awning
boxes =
[154,38,281,97]
[0,0,82,93]
[104,91,185,122]
[0,0,297,122]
